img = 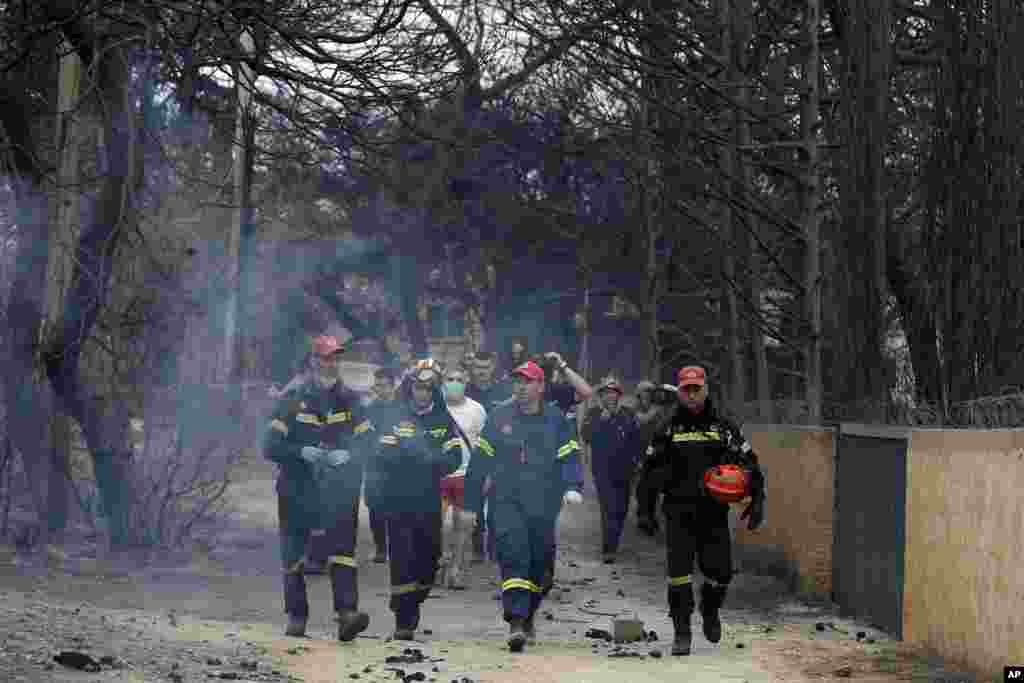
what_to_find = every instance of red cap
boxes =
[311,335,344,358]
[511,360,545,382]
[598,378,624,394]
[678,365,706,387]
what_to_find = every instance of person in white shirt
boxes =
[439,365,488,589]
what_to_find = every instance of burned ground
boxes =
[0,457,976,683]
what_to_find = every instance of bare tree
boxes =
[801,0,824,421]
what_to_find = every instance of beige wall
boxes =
[903,429,1024,680]
[734,427,835,597]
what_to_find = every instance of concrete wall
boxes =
[903,429,1024,680]
[733,426,835,597]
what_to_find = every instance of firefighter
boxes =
[466,360,585,653]
[363,366,399,563]
[646,365,766,656]
[580,377,643,564]
[633,381,677,536]
[263,335,374,641]
[371,359,464,640]
[466,350,513,562]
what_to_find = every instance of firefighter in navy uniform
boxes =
[465,350,514,562]
[646,365,766,656]
[466,360,585,653]
[580,377,644,564]
[263,335,375,641]
[371,359,465,640]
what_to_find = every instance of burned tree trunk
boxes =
[801,0,824,422]
[39,8,148,547]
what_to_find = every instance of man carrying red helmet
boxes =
[646,365,766,656]
[263,335,375,641]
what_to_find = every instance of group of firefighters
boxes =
[263,334,766,656]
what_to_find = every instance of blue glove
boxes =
[324,449,351,467]
[300,446,327,466]
[562,490,583,506]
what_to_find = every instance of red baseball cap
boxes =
[598,378,624,394]
[511,360,545,382]
[678,365,706,387]
[311,335,344,358]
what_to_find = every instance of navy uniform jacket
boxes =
[361,397,398,509]
[647,397,760,504]
[546,382,581,419]
[467,401,584,520]
[580,406,644,482]
[370,390,464,514]
[263,380,373,520]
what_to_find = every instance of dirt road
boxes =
[0,459,977,683]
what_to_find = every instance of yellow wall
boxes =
[734,427,835,597]
[903,429,1024,680]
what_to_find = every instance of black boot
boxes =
[393,608,420,641]
[700,582,727,644]
[283,572,309,636]
[285,613,307,637]
[671,614,692,656]
[336,609,370,642]
[507,618,527,652]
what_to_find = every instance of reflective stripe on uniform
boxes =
[287,559,305,575]
[354,420,372,434]
[380,435,399,446]
[501,578,542,593]
[270,419,289,435]
[556,439,580,459]
[296,413,322,426]
[326,411,351,424]
[477,438,495,457]
[443,438,462,452]
[391,582,423,596]
[430,427,448,438]
[672,430,721,442]
[667,575,692,586]
[327,555,357,568]
[394,426,416,438]
[740,440,752,453]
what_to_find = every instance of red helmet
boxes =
[703,464,751,504]
[311,335,344,358]
[597,377,624,394]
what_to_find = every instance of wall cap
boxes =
[744,423,835,432]
[839,423,910,439]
